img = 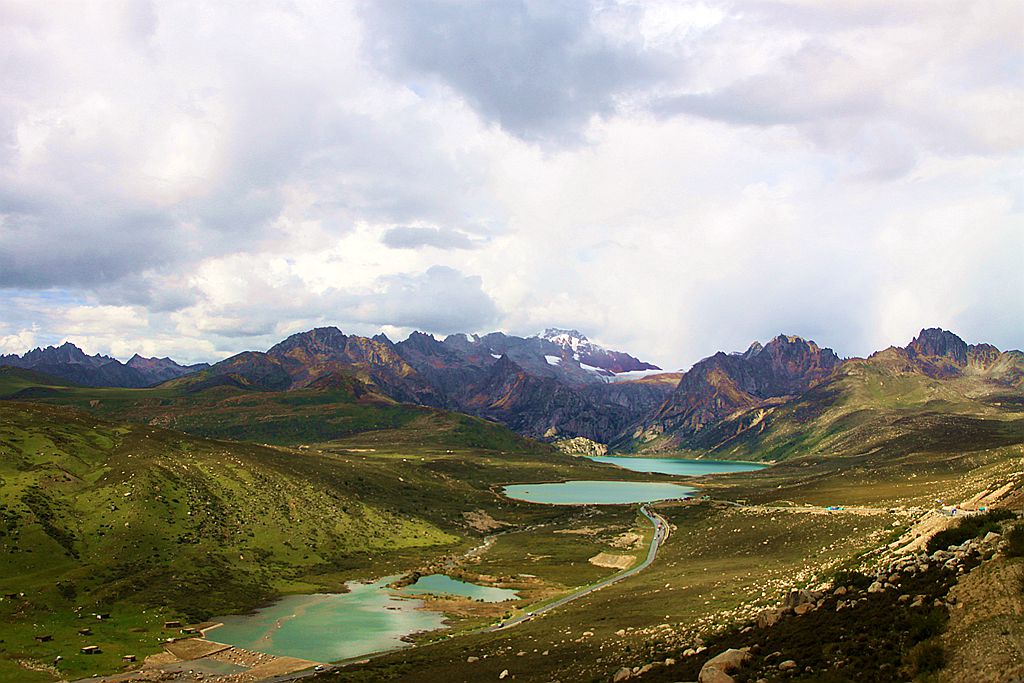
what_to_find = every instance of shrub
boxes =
[904,639,945,676]
[926,509,1016,554]
[1005,524,1024,558]
[831,569,872,590]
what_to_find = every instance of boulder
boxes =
[612,667,632,682]
[867,582,884,593]
[833,586,847,596]
[984,531,1001,543]
[699,648,752,683]
[782,589,815,608]
[756,608,785,629]
[699,669,736,683]
[499,670,510,680]
[778,660,797,671]
[467,656,479,663]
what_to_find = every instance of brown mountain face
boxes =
[633,335,842,446]
[266,327,444,405]
[390,331,675,441]
[625,327,1024,454]
[870,328,1024,385]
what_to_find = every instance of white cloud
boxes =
[0,0,1021,368]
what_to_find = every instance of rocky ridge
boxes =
[0,342,206,388]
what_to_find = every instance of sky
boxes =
[0,0,1021,369]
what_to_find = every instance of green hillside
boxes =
[0,399,617,681]
[0,366,543,452]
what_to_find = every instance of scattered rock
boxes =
[467,656,479,663]
[778,660,798,671]
[867,582,884,593]
[499,670,510,680]
[699,648,752,683]
[833,586,847,596]
[793,603,814,616]
[756,608,785,629]
[612,667,632,682]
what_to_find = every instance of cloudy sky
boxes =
[1,0,1021,368]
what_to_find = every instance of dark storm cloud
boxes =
[360,0,661,143]
[381,226,477,250]
[0,206,178,288]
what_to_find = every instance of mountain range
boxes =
[3,327,1021,453]
[0,342,208,388]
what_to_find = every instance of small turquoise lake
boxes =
[587,456,767,476]
[401,574,518,602]
[502,480,696,505]
[208,577,446,662]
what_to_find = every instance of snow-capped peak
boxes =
[537,328,591,353]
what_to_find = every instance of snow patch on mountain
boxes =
[607,368,678,383]
[544,355,562,366]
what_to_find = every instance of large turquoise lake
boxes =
[208,577,446,662]
[502,480,696,505]
[587,456,767,476]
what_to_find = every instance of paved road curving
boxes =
[487,504,668,631]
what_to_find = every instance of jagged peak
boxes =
[906,327,968,363]
[539,328,589,341]
[269,327,348,354]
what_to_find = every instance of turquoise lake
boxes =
[502,480,696,505]
[401,574,519,602]
[587,456,767,476]
[208,576,446,662]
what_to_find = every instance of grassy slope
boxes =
[0,400,630,682]
[324,501,897,682]
[0,366,538,452]
[626,359,1024,465]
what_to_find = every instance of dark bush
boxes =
[904,639,945,676]
[832,569,873,590]
[1004,524,1024,558]
[926,509,1016,554]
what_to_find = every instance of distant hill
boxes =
[622,328,1024,459]
[4,327,1020,456]
[0,342,207,388]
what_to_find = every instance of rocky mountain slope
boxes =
[165,327,676,442]
[5,327,1020,454]
[625,335,841,451]
[626,328,1024,458]
[0,342,206,388]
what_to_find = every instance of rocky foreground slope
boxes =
[607,505,1024,683]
